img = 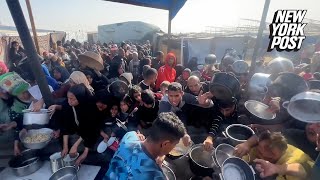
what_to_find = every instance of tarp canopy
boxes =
[104,0,187,20]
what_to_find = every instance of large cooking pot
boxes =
[23,109,51,125]
[20,128,53,149]
[49,166,78,180]
[8,149,43,176]
[248,73,271,101]
[268,72,308,101]
[225,124,254,146]
[210,72,240,101]
[214,143,235,168]
[162,164,176,180]
[282,91,320,123]
[220,157,255,180]
[189,144,215,177]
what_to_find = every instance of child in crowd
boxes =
[176,68,191,90]
[135,90,159,134]
[129,85,142,108]
[138,68,158,91]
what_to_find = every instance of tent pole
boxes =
[167,10,172,53]
[25,0,40,54]
[249,0,271,74]
[6,0,54,106]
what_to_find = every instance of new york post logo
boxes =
[267,10,307,52]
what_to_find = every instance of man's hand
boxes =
[14,144,21,156]
[75,148,88,166]
[31,99,45,112]
[203,136,214,151]
[254,159,279,178]
[198,91,211,106]
[61,147,69,158]
[156,155,166,167]
[69,144,78,158]
[52,130,60,139]
[234,142,251,157]
[182,134,191,146]
[136,132,145,141]
[267,97,281,113]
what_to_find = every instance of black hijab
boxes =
[54,66,70,82]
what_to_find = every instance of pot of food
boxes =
[225,124,254,146]
[189,144,215,177]
[244,100,277,124]
[20,128,53,149]
[210,72,240,101]
[23,109,52,125]
[248,73,271,101]
[50,152,65,173]
[282,91,320,123]
[63,153,79,167]
[162,164,176,180]
[49,166,78,180]
[219,157,255,180]
[167,139,193,160]
[8,149,43,176]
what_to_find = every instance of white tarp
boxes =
[187,38,213,64]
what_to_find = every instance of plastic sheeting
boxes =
[104,0,187,20]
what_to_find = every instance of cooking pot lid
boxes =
[245,100,276,120]
[215,144,235,167]
[108,80,129,98]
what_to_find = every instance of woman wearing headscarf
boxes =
[48,84,102,166]
[53,66,70,83]
[107,62,124,83]
[8,41,25,71]
[32,71,94,112]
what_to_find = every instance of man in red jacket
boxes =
[155,53,177,90]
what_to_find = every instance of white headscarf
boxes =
[69,71,94,93]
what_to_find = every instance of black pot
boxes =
[210,72,240,101]
[188,144,215,177]
[225,124,254,146]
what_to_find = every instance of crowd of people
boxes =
[0,38,320,180]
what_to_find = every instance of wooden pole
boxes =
[249,0,271,74]
[167,10,172,53]
[25,0,40,54]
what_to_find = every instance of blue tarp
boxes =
[104,0,187,20]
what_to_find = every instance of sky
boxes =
[0,0,319,37]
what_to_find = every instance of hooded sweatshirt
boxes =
[155,53,177,90]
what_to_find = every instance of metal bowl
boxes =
[8,149,43,176]
[20,128,53,149]
[49,166,78,180]
[167,139,193,160]
[189,144,215,177]
[245,100,276,120]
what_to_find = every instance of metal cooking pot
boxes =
[50,152,64,173]
[8,149,43,176]
[189,144,215,177]
[214,143,235,168]
[225,124,254,146]
[267,57,294,75]
[63,153,79,167]
[23,109,51,125]
[282,91,320,123]
[162,164,176,180]
[220,157,255,180]
[210,72,240,101]
[49,166,78,180]
[248,73,271,101]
